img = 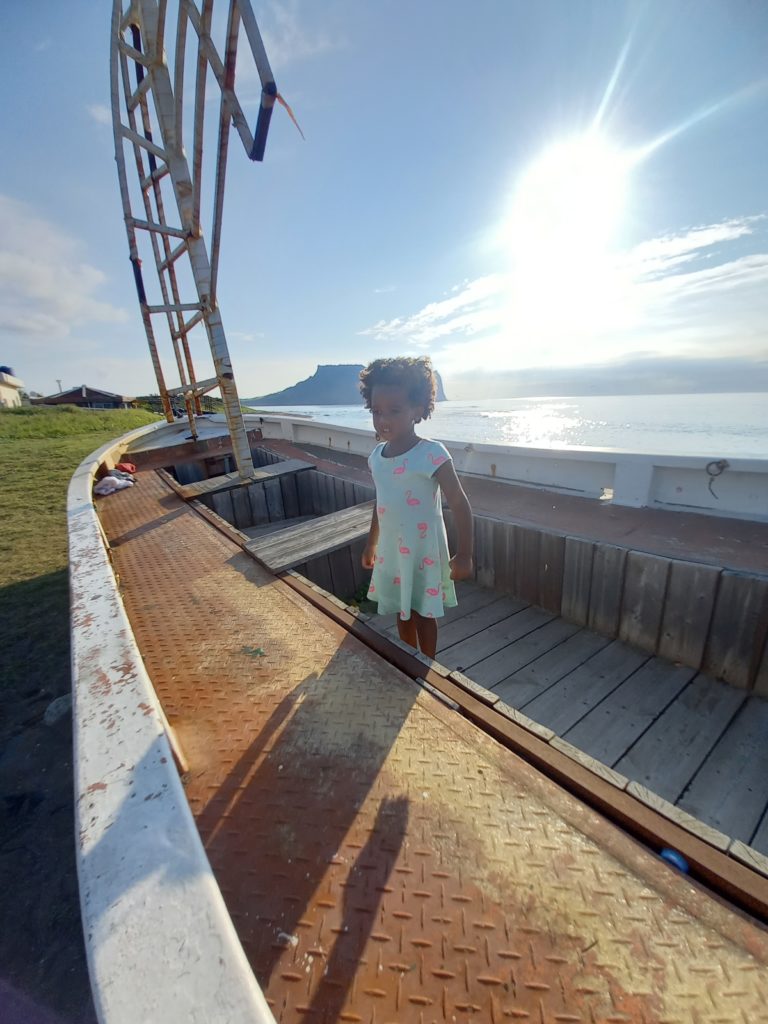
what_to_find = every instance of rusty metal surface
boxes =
[99,472,768,1023]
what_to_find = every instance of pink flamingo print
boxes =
[398,538,411,555]
[426,586,440,597]
[369,583,376,593]
[393,460,408,475]
[419,556,435,570]
[417,521,428,539]
[376,555,385,564]
[405,489,421,506]
[429,453,448,466]
[392,575,401,585]
[378,506,386,515]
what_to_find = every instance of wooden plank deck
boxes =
[246,501,374,572]
[177,458,312,499]
[370,579,768,856]
[242,515,315,539]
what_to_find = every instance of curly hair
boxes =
[359,356,437,421]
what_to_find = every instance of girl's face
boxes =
[370,385,423,443]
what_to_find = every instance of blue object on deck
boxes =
[660,847,690,873]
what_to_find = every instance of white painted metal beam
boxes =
[145,302,204,314]
[130,216,187,238]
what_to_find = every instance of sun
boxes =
[501,134,635,351]
[508,134,630,261]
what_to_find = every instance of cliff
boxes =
[244,364,447,406]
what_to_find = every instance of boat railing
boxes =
[252,413,768,522]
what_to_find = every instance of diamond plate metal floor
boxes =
[99,472,768,1023]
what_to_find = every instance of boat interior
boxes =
[81,420,768,1021]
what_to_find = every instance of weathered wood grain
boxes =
[539,531,565,613]
[677,699,768,843]
[316,474,333,515]
[588,544,626,637]
[296,471,315,516]
[210,488,234,524]
[328,546,356,602]
[522,640,648,736]
[508,629,612,707]
[513,525,541,606]
[247,482,269,525]
[280,474,300,520]
[306,552,333,593]
[657,559,720,669]
[618,550,669,652]
[439,606,554,673]
[333,476,347,511]
[246,502,375,572]
[436,596,528,653]
[492,520,514,596]
[614,674,745,803]
[563,658,695,767]
[242,516,315,540]
[484,618,585,697]
[561,537,594,625]
[263,477,284,521]
[348,536,368,592]
[474,516,495,588]
[703,571,768,689]
[230,486,252,530]
[177,458,311,499]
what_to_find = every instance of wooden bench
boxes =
[178,458,312,499]
[246,501,374,573]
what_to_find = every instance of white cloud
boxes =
[0,195,129,340]
[360,216,768,373]
[361,274,505,346]
[230,330,265,342]
[199,2,340,112]
[259,1,343,70]
[625,218,763,278]
[87,103,112,126]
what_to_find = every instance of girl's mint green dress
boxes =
[367,438,458,620]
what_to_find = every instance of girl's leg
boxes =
[396,613,419,649]
[412,611,438,659]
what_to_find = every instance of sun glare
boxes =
[502,134,635,351]
[509,134,629,260]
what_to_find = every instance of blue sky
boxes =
[2,0,768,399]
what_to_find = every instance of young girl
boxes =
[360,356,474,658]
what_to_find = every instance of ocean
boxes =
[248,392,767,458]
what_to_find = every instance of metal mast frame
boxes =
[110,0,280,477]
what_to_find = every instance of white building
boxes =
[0,369,24,408]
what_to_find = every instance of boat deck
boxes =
[374,584,768,856]
[97,470,768,1022]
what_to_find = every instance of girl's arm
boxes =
[434,462,474,580]
[361,505,379,569]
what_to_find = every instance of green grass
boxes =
[0,406,159,677]
[0,406,160,1021]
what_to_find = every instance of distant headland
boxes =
[243,363,447,406]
